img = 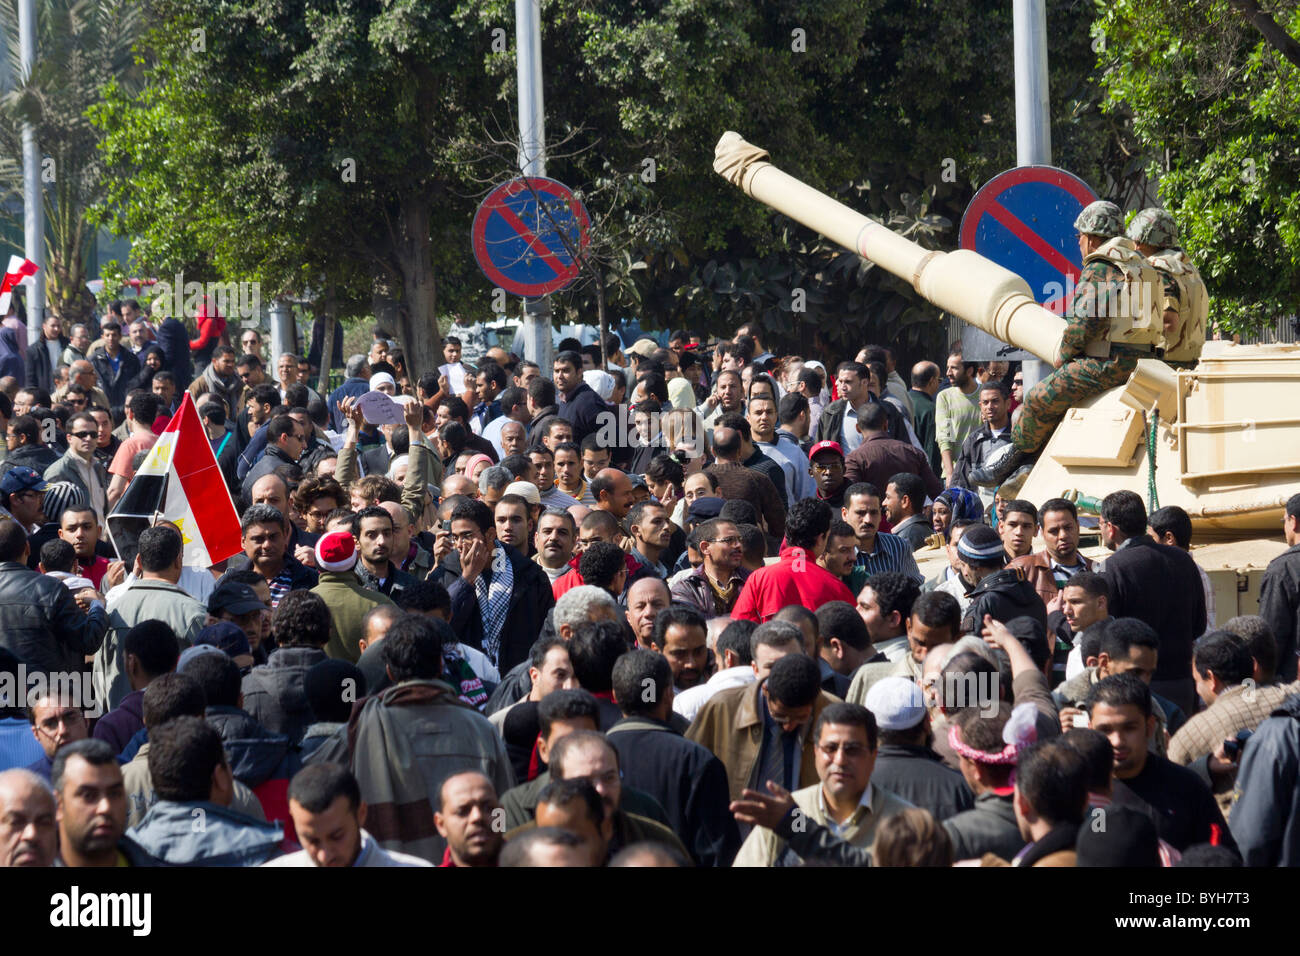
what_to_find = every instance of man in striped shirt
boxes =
[839,482,922,593]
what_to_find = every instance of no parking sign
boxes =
[471,177,591,297]
[958,166,1099,359]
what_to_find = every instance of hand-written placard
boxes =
[357,390,415,426]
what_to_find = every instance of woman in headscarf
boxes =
[129,345,166,392]
[932,486,983,541]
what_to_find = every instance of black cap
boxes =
[207,581,265,617]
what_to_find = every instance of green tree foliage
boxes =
[93,0,506,373]
[1097,0,1300,334]
[0,0,143,325]
[95,0,1133,371]
[500,0,1129,367]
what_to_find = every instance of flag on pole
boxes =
[106,392,242,571]
[0,256,38,316]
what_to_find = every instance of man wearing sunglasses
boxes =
[44,412,110,523]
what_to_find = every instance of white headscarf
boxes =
[583,369,615,401]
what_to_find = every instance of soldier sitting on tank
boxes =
[1127,208,1207,370]
[971,200,1164,488]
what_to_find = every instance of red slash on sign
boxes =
[960,166,1098,316]
[472,177,591,298]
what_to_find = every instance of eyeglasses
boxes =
[810,460,843,473]
[707,536,742,546]
[69,430,97,440]
[37,709,85,735]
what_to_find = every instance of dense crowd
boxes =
[0,298,1298,869]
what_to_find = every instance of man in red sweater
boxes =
[732,498,855,623]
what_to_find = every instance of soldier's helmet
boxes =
[1073,200,1124,238]
[1126,207,1179,249]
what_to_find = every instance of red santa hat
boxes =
[315,530,357,572]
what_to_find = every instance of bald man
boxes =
[499,421,527,458]
[909,360,943,478]
[434,771,504,868]
[442,475,479,500]
[626,576,671,648]
[0,769,57,867]
[591,468,635,521]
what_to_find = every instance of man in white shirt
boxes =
[673,619,758,723]
[482,387,530,458]
[748,393,814,501]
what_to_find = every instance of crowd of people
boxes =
[0,301,1298,870]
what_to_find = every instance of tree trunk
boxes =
[317,286,336,396]
[391,196,442,380]
[596,268,609,368]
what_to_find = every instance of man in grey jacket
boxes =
[128,716,283,866]
[1230,691,1300,866]
[94,525,205,712]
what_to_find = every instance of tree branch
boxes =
[1227,0,1300,69]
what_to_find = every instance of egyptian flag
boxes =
[107,392,242,571]
[0,256,38,315]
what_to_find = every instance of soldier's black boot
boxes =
[970,443,1029,487]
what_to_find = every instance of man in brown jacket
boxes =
[704,425,786,540]
[843,403,942,499]
[1008,497,1093,611]
[686,651,839,802]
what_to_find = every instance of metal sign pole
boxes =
[19,0,44,342]
[1014,0,1051,393]
[515,0,552,374]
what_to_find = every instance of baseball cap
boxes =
[865,676,927,731]
[195,621,252,659]
[177,643,226,673]
[808,440,845,462]
[207,581,266,617]
[687,496,725,522]
[626,338,658,358]
[0,467,47,496]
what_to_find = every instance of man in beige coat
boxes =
[687,651,840,803]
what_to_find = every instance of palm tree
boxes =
[0,0,143,325]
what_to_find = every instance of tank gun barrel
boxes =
[713,132,1067,365]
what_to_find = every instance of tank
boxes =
[713,131,1296,619]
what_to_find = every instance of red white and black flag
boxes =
[106,392,242,570]
[0,256,38,315]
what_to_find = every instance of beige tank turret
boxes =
[713,132,1300,544]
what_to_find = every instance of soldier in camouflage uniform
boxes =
[1127,207,1207,369]
[972,201,1164,487]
